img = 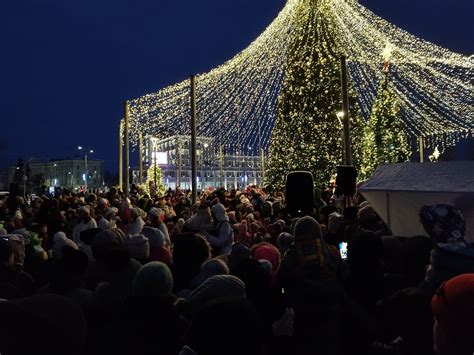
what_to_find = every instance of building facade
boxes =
[137,135,264,190]
[8,158,103,192]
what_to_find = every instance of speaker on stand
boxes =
[285,171,314,217]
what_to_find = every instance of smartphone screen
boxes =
[339,242,348,260]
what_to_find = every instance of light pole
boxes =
[78,146,94,193]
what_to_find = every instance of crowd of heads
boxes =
[0,181,473,355]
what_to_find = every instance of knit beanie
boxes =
[212,203,228,222]
[141,226,165,248]
[133,261,173,297]
[228,243,251,272]
[190,275,246,310]
[104,207,118,217]
[191,258,230,289]
[52,232,79,260]
[277,232,294,254]
[432,273,474,351]
[252,243,279,271]
[420,203,467,246]
[11,229,31,245]
[91,228,125,260]
[293,216,323,241]
[124,233,150,261]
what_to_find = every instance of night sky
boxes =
[2,0,473,174]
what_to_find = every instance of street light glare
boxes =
[90,149,94,153]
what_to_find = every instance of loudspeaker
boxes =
[285,171,314,217]
[335,165,357,196]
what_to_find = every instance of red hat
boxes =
[432,273,474,348]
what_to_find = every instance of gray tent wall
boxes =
[359,162,474,240]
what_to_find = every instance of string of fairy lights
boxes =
[128,0,473,153]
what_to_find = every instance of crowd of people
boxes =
[0,181,473,355]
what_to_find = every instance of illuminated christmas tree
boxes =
[265,0,364,191]
[361,73,411,178]
[146,164,166,197]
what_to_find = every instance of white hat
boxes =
[105,207,118,217]
[78,205,90,214]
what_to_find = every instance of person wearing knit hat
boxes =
[279,216,342,286]
[277,232,294,256]
[1,234,26,272]
[227,210,237,224]
[0,239,34,299]
[123,233,150,263]
[432,273,474,354]
[98,207,119,230]
[91,228,125,261]
[71,204,97,245]
[133,261,174,297]
[148,207,171,248]
[245,213,255,225]
[251,242,280,286]
[184,205,215,232]
[189,274,246,311]
[141,226,172,265]
[77,205,90,214]
[126,208,146,236]
[233,220,250,245]
[52,231,79,260]
[202,203,234,256]
[262,200,273,219]
[141,226,165,247]
[227,242,251,273]
[278,216,345,354]
[98,197,109,208]
[121,262,186,355]
[419,203,474,292]
[419,203,468,246]
[190,258,230,289]
[176,218,185,233]
[11,229,31,245]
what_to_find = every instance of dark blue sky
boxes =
[2,0,473,173]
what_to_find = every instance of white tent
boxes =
[359,162,474,240]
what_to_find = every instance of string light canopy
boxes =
[128,0,473,153]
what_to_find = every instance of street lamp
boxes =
[78,146,94,192]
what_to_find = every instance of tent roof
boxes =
[360,162,474,193]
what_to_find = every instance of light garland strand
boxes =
[127,0,473,153]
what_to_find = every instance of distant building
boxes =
[8,158,103,192]
[135,135,264,190]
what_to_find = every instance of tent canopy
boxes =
[360,162,474,239]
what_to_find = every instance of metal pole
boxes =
[340,56,352,166]
[139,131,143,184]
[84,154,88,192]
[119,121,123,191]
[190,75,198,204]
[419,137,424,162]
[219,145,224,188]
[124,101,130,197]
[178,139,182,189]
[154,146,157,195]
